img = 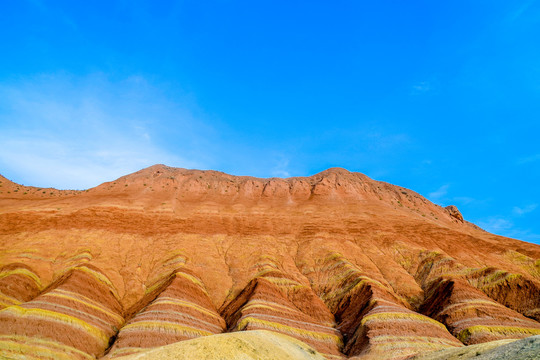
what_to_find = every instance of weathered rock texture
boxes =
[0,165,539,359]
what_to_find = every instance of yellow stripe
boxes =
[151,297,221,321]
[369,335,461,346]
[145,278,168,294]
[0,268,42,288]
[77,267,120,301]
[0,293,21,306]
[68,252,92,261]
[0,335,93,360]
[121,320,212,337]
[457,325,540,342]
[264,277,301,286]
[0,306,109,347]
[360,312,448,331]
[440,299,500,314]
[236,317,342,345]
[44,290,123,323]
[174,272,206,290]
[144,270,206,296]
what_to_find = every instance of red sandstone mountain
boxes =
[0,165,539,359]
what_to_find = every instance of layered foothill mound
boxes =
[466,265,540,321]
[0,165,539,359]
[220,257,344,359]
[0,263,42,309]
[0,265,124,359]
[106,265,226,358]
[301,252,463,359]
[421,277,540,344]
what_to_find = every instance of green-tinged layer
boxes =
[120,320,213,337]
[237,316,343,346]
[457,325,540,343]
[360,311,448,331]
[0,306,109,347]
[0,335,94,360]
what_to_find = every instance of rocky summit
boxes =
[0,165,539,359]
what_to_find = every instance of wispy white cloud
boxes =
[0,73,207,189]
[517,153,540,164]
[365,132,411,151]
[478,217,514,234]
[428,184,449,201]
[478,216,540,243]
[506,0,537,23]
[513,203,538,216]
[452,196,476,205]
[269,155,291,178]
[411,81,432,93]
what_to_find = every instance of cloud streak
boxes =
[411,81,431,93]
[0,73,207,189]
[428,184,449,201]
[506,0,538,23]
[513,204,538,216]
[517,153,540,164]
[478,216,540,243]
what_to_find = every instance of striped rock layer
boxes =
[0,265,124,359]
[0,254,538,359]
[0,166,540,359]
[0,263,42,309]
[414,251,540,321]
[421,277,540,345]
[306,252,463,360]
[106,267,225,358]
[221,265,345,359]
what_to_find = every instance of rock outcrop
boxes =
[445,205,464,222]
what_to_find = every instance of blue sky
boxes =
[0,1,539,244]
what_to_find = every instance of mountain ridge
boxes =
[0,165,539,359]
[0,164,472,229]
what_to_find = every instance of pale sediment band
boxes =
[0,334,94,360]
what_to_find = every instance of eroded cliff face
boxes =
[0,165,539,359]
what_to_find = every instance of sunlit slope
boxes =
[0,165,539,359]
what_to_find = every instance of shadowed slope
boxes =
[300,251,462,360]
[466,266,540,321]
[421,277,540,344]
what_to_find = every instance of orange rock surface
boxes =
[0,165,539,359]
